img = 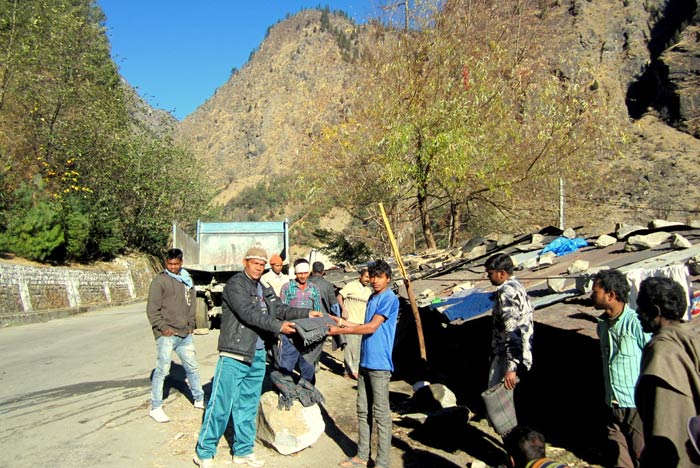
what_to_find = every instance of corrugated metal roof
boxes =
[404,225,700,336]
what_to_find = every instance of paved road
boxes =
[0,303,466,468]
[0,303,223,468]
[0,303,385,468]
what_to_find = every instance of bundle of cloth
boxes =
[270,370,325,410]
[271,315,335,410]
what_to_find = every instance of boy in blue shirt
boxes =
[327,260,399,468]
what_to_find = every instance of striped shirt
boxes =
[597,304,650,408]
[525,458,570,468]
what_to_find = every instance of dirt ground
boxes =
[150,336,600,468]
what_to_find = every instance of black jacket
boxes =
[308,275,339,314]
[218,271,310,363]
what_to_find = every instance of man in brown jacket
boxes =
[147,248,204,423]
[635,277,700,467]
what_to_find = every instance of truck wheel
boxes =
[195,297,210,330]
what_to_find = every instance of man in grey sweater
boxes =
[147,248,204,423]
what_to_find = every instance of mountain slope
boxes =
[548,0,700,224]
[176,9,360,205]
[175,2,700,231]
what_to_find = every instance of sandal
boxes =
[338,456,367,467]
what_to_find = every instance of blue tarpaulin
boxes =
[540,236,588,256]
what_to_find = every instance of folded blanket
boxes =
[289,315,336,369]
[297,377,325,407]
[293,315,336,346]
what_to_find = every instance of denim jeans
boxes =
[357,367,392,467]
[196,350,266,459]
[344,334,362,376]
[277,334,315,382]
[151,334,204,409]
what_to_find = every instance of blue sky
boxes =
[98,1,377,120]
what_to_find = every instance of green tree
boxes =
[313,228,373,264]
[320,6,331,32]
[0,0,215,261]
[310,0,618,250]
[113,133,214,255]
[0,180,64,261]
[62,197,91,259]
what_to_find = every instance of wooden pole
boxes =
[378,203,427,362]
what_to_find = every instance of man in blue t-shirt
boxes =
[327,259,399,468]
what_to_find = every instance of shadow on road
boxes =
[393,436,464,467]
[154,362,199,404]
[0,374,151,441]
[320,403,356,457]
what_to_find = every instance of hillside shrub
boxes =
[0,184,64,261]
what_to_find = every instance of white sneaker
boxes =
[193,455,214,467]
[149,406,170,423]
[233,453,265,467]
[194,400,205,409]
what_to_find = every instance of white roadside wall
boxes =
[0,255,157,325]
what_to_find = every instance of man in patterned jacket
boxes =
[485,253,534,431]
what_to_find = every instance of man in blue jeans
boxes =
[194,246,322,468]
[327,260,399,468]
[147,248,204,423]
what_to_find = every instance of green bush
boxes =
[89,211,125,259]
[64,209,91,259]
[60,196,93,259]
[0,194,64,261]
[0,1,214,263]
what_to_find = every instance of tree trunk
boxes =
[448,201,460,248]
[417,192,437,249]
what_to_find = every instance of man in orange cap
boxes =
[261,254,288,297]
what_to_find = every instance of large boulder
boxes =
[462,244,487,260]
[568,260,590,275]
[650,219,685,229]
[672,233,693,249]
[595,234,617,248]
[625,232,672,251]
[256,391,325,455]
[616,224,646,240]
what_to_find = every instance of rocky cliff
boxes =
[175,1,700,229]
[556,0,699,135]
[176,9,360,204]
